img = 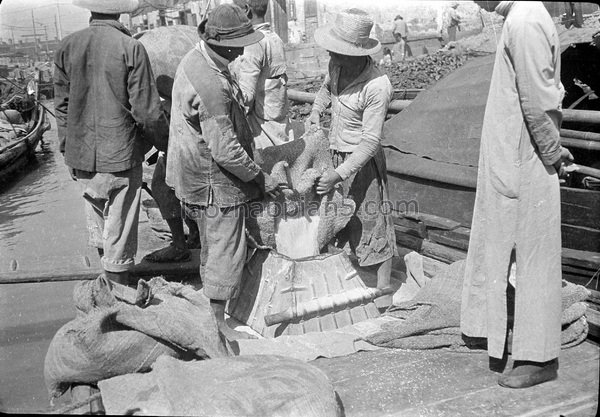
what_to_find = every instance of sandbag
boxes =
[44,276,229,399]
[44,308,184,399]
[99,355,343,417]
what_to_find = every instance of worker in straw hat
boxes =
[166,3,281,341]
[54,0,169,287]
[305,8,398,308]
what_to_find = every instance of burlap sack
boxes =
[247,129,355,251]
[44,276,229,399]
[99,355,343,417]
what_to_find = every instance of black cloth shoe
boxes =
[498,359,558,388]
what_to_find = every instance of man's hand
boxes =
[316,170,342,195]
[68,166,77,181]
[304,111,320,133]
[553,146,574,177]
[255,171,281,199]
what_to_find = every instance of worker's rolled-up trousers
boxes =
[184,203,247,300]
[76,164,142,273]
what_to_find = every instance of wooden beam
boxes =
[561,224,600,253]
[561,128,600,143]
[395,230,424,252]
[393,216,427,238]
[561,137,600,152]
[0,250,201,285]
[561,248,600,271]
[428,227,470,251]
[561,187,600,230]
[421,239,467,264]
[562,109,600,125]
[403,212,462,230]
[574,165,600,180]
[287,89,412,113]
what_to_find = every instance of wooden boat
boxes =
[0,89,50,181]
[383,42,600,337]
[0,25,598,415]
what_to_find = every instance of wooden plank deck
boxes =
[312,342,599,417]
[1,273,598,415]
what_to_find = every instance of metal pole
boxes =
[56,2,63,41]
[31,10,39,61]
[54,14,60,41]
[43,26,50,58]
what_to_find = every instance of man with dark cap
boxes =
[230,0,293,149]
[54,0,169,287]
[166,3,280,341]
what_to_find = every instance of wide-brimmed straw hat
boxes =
[72,0,140,14]
[198,4,263,48]
[314,9,381,56]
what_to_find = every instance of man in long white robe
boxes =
[461,1,574,389]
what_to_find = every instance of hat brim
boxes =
[198,25,264,48]
[73,0,139,14]
[314,26,381,56]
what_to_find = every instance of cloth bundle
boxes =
[44,275,229,399]
[98,355,343,417]
[246,129,355,253]
[366,259,591,350]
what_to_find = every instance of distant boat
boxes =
[0,80,51,181]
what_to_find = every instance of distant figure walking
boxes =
[392,15,408,61]
[447,3,461,42]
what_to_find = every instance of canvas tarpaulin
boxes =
[98,355,343,416]
[383,54,495,173]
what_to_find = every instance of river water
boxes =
[0,104,163,413]
[0,105,162,276]
[0,108,92,271]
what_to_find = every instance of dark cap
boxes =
[198,3,263,48]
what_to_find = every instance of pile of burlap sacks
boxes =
[366,257,591,350]
[44,275,342,416]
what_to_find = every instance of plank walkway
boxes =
[1,199,597,415]
[313,342,599,417]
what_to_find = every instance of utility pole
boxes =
[42,25,50,58]
[54,15,60,41]
[31,10,39,62]
[56,2,63,41]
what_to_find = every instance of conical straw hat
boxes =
[314,8,381,56]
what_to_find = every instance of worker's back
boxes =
[54,19,165,172]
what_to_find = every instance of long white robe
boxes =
[460,1,563,362]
